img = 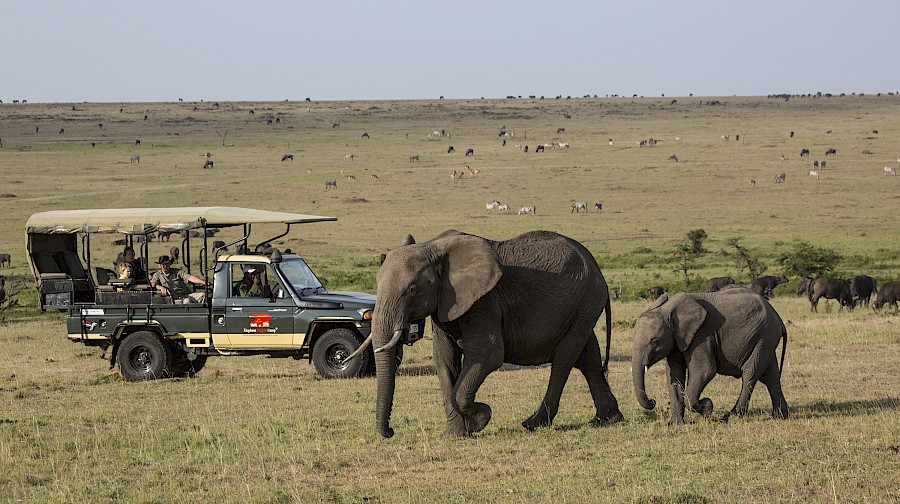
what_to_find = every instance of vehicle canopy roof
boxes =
[25,207,336,235]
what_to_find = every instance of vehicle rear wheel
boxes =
[169,346,208,377]
[117,331,173,381]
[312,328,370,379]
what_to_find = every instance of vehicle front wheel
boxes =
[312,328,369,379]
[117,331,173,381]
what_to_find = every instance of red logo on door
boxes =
[249,313,271,328]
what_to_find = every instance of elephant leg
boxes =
[666,354,687,425]
[522,328,589,431]
[684,359,716,418]
[432,325,465,435]
[759,360,789,420]
[574,333,623,427]
[448,318,504,437]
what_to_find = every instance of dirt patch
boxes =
[345,197,369,203]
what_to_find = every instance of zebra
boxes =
[486,201,500,212]
[571,201,587,213]
[518,205,536,215]
[325,179,337,189]
[774,173,786,183]
[130,155,140,163]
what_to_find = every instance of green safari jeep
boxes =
[25,207,423,381]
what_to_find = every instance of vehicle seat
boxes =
[95,267,116,292]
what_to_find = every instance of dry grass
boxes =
[0,96,898,502]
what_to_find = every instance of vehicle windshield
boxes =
[278,258,325,294]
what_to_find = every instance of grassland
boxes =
[0,96,898,502]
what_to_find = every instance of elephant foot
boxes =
[717,412,731,423]
[589,411,624,427]
[441,426,472,439]
[464,402,492,434]
[667,415,685,426]
[521,405,552,431]
[693,398,714,417]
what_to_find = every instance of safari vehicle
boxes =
[25,207,423,381]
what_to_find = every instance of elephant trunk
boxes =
[633,355,656,410]
[375,328,403,438]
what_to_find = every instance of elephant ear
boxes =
[431,234,502,322]
[648,293,669,310]
[662,293,707,352]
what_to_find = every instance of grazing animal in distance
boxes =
[497,204,509,212]
[749,179,756,188]
[465,148,474,156]
[486,201,500,212]
[0,253,10,268]
[518,205,536,215]
[808,170,820,180]
[370,174,379,180]
[447,146,455,154]
[674,136,683,143]
[135,139,141,146]
[344,154,355,162]
[203,160,214,169]
[362,132,370,139]
[347,175,357,182]
[325,179,337,189]
[825,148,837,156]
[884,166,897,176]
[281,154,293,161]
[774,173,786,183]
[594,202,603,212]
[800,148,809,157]
[668,154,678,162]
[571,201,587,213]
[813,160,819,169]
[130,155,140,163]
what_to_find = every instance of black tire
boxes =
[168,346,208,377]
[312,328,370,379]
[117,331,173,381]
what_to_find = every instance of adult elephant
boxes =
[705,276,735,292]
[809,277,853,312]
[751,275,789,297]
[632,290,789,424]
[848,275,877,307]
[360,229,624,438]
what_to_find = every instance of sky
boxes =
[4,0,899,103]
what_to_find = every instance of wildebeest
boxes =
[751,275,789,297]
[873,281,900,310]
[447,146,455,154]
[648,286,665,298]
[813,160,819,169]
[281,154,293,161]
[705,276,735,292]
[808,277,853,312]
[668,154,678,162]
[800,148,809,157]
[594,202,603,212]
[0,253,10,268]
[130,155,140,163]
[518,205,536,215]
[825,148,837,156]
[774,173,786,183]
[465,148,474,156]
[409,154,419,162]
[325,179,337,189]
[796,278,813,297]
[203,160,214,169]
[848,275,877,307]
[362,132,370,139]
[571,201,587,213]
[135,139,141,146]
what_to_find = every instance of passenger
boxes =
[150,255,206,304]
[236,265,263,297]
[114,262,135,292]
[117,246,147,283]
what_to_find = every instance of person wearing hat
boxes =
[236,265,263,297]
[150,255,206,303]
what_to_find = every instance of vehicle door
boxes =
[216,262,297,348]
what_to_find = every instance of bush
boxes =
[777,241,842,279]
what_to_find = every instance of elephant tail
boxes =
[779,326,787,374]
[603,295,612,373]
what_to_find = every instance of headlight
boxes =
[358,308,373,320]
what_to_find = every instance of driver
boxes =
[237,265,263,297]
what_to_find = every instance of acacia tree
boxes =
[687,229,708,254]
[727,237,766,279]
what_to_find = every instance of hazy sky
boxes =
[4,0,899,103]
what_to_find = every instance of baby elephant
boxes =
[632,290,788,424]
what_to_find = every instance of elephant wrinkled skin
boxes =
[632,290,789,425]
[371,230,623,438]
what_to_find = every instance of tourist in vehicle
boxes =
[150,255,206,303]
[114,261,135,291]
[117,246,147,283]
[236,265,263,297]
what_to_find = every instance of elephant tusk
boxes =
[342,334,373,363]
[374,329,404,354]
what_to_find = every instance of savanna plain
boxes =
[0,95,897,503]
